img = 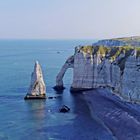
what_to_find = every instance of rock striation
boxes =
[55,37,140,103]
[24,61,46,100]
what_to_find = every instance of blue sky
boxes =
[0,0,140,39]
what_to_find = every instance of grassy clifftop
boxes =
[112,36,140,42]
[93,36,140,47]
[80,45,140,59]
[79,45,139,74]
[79,37,140,59]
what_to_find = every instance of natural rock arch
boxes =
[53,55,74,91]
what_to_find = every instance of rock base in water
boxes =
[24,95,46,100]
[25,61,47,100]
[70,87,93,93]
[53,86,65,91]
[48,96,61,99]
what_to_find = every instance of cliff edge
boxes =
[55,37,140,103]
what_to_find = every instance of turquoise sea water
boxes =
[0,40,113,140]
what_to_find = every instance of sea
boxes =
[0,40,114,140]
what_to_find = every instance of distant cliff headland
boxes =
[54,36,140,103]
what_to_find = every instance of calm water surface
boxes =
[0,40,113,140]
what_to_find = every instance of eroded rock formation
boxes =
[24,61,46,99]
[55,37,140,103]
[54,55,74,91]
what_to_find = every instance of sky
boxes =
[0,0,140,39]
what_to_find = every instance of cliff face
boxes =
[71,45,140,102]
[55,37,140,103]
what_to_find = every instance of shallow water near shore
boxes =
[0,40,114,140]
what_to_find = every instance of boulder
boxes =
[59,105,70,113]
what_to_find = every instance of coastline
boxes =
[82,89,140,140]
[80,93,117,140]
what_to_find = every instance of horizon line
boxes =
[0,35,139,41]
[0,38,98,40]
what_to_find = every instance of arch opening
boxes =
[53,55,74,91]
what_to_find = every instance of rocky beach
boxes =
[83,89,140,140]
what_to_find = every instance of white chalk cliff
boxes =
[54,56,74,90]
[55,37,140,103]
[25,61,46,99]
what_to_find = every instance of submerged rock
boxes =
[24,61,46,100]
[48,96,61,99]
[59,105,70,113]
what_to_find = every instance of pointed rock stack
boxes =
[24,61,46,100]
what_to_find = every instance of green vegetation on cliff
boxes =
[79,45,140,59]
[94,36,140,47]
[97,46,111,57]
[79,44,140,72]
[80,46,93,55]
[113,36,140,43]
[136,47,140,58]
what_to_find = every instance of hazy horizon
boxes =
[0,0,140,39]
